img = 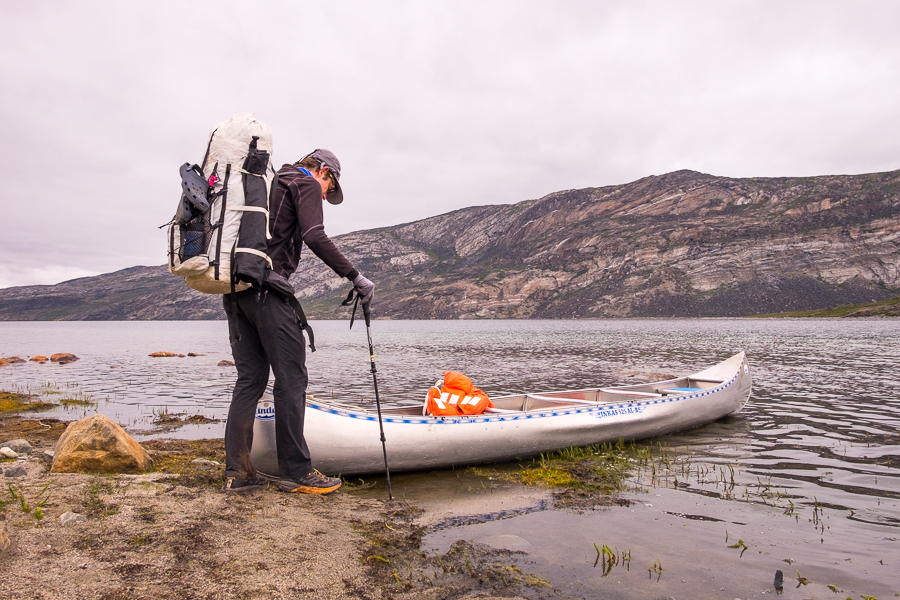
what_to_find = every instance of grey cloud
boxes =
[1,0,898,287]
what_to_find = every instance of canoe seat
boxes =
[527,394,600,405]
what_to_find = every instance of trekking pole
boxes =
[362,301,393,501]
[342,291,393,501]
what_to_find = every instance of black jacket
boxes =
[268,164,354,279]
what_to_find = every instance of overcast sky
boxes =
[1,1,898,288]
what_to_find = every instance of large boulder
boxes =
[51,415,152,474]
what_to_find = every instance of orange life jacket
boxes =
[424,371,494,416]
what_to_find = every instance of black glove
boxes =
[352,272,375,305]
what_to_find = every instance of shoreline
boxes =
[0,415,558,599]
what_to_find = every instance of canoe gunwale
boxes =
[305,354,745,426]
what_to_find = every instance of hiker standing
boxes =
[222,149,374,494]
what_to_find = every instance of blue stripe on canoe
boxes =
[305,371,739,424]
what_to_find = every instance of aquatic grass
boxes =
[518,465,577,488]
[727,538,749,558]
[60,394,96,407]
[593,543,631,575]
[648,557,663,581]
[512,439,638,493]
[0,391,57,413]
[630,442,827,525]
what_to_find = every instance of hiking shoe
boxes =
[276,470,342,494]
[222,474,269,493]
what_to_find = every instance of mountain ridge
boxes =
[1,168,898,320]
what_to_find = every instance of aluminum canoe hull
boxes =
[250,352,751,476]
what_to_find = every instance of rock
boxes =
[4,356,26,364]
[149,351,184,357]
[51,414,153,474]
[4,464,26,477]
[41,450,55,463]
[217,360,235,367]
[1,439,33,454]
[0,526,10,555]
[185,415,217,424]
[0,447,18,459]
[50,353,79,364]
[187,352,206,357]
[190,458,221,466]
[58,512,87,526]
[0,359,10,367]
[29,355,48,362]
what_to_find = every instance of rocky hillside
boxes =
[0,266,223,321]
[295,168,900,318]
[1,169,898,320]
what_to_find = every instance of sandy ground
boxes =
[2,452,384,598]
[0,417,550,600]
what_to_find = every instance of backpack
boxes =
[166,113,317,350]
[167,113,276,294]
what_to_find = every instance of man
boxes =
[222,148,374,494]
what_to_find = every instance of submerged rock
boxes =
[52,414,153,474]
[50,353,79,364]
[217,360,235,367]
[4,356,26,364]
[29,355,48,362]
[149,351,184,357]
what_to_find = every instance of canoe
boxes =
[250,351,752,476]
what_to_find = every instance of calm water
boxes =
[2,319,899,597]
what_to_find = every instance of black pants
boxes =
[223,287,311,481]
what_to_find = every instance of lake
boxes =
[2,318,899,598]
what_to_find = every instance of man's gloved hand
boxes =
[352,272,375,305]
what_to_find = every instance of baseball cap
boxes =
[301,148,343,205]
